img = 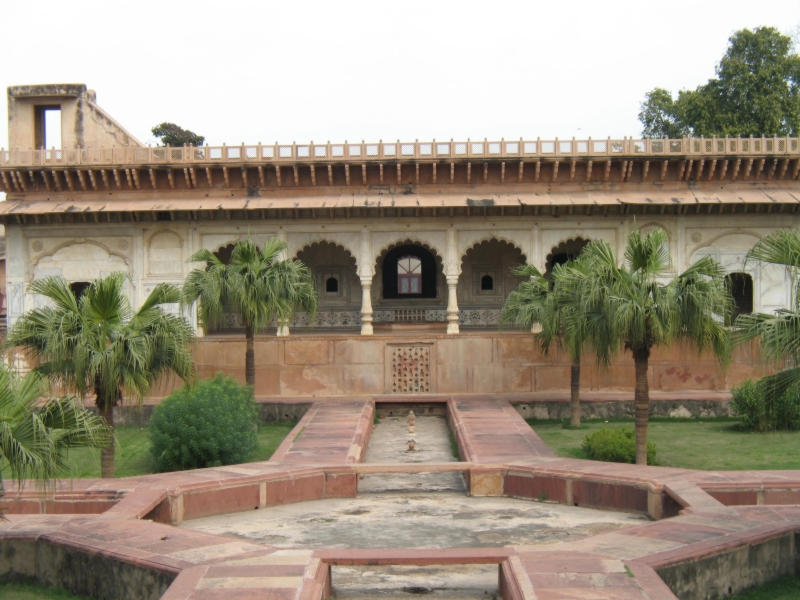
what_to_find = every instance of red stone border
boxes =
[3,395,800,599]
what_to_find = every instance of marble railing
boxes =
[217,308,502,330]
[4,137,799,168]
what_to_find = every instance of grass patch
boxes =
[56,422,296,478]
[0,581,95,599]
[527,417,800,470]
[447,426,460,460]
[730,574,800,599]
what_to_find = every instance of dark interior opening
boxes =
[70,281,91,300]
[726,272,754,322]
[382,244,438,299]
[480,274,494,290]
[326,277,339,293]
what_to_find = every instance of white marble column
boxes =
[277,320,290,337]
[446,276,460,334]
[444,227,460,334]
[360,277,373,335]
[359,227,375,335]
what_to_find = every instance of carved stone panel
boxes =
[388,344,433,394]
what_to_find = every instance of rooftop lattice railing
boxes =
[2,136,800,168]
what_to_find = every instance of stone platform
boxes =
[3,395,800,599]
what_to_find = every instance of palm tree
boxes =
[501,260,592,427]
[1,366,112,507]
[735,229,800,395]
[4,274,195,478]
[574,229,731,464]
[182,237,317,388]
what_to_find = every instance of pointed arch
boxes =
[458,231,530,265]
[544,237,590,277]
[296,241,360,308]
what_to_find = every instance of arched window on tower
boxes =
[726,272,754,322]
[397,256,422,294]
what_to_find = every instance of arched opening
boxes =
[382,244,438,299]
[726,272,754,321]
[214,243,235,265]
[70,281,91,300]
[295,241,360,330]
[458,239,527,327]
[545,238,590,278]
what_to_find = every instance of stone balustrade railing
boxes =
[217,308,500,331]
[3,136,800,168]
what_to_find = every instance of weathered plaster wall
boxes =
[7,84,142,149]
[0,538,174,600]
[7,213,795,325]
[655,532,796,600]
[184,333,765,398]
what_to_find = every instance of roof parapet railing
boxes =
[1,136,799,168]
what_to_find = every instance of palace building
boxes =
[0,83,797,397]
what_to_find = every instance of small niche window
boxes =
[70,281,91,300]
[480,275,494,291]
[397,255,422,294]
[325,277,339,293]
[726,272,754,322]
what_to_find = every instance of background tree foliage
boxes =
[151,122,205,147]
[639,27,800,138]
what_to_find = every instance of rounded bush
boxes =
[581,427,657,465]
[731,378,800,432]
[149,374,258,472]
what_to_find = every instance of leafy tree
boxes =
[4,274,195,478]
[639,27,800,138]
[1,366,112,507]
[735,229,800,397]
[151,122,205,147]
[182,238,317,389]
[571,230,731,464]
[501,260,594,427]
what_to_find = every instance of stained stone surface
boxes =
[331,564,499,599]
[359,415,466,493]
[181,492,640,549]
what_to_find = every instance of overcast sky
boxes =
[2,0,799,149]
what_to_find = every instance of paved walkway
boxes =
[270,398,374,465]
[449,396,554,462]
[3,394,800,600]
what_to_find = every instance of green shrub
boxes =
[731,379,800,432]
[149,374,258,472]
[581,427,657,465]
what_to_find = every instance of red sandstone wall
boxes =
[177,333,770,398]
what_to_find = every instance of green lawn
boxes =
[59,422,296,478]
[527,417,800,471]
[731,575,800,599]
[0,582,94,600]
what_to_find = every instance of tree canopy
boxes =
[639,27,800,138]
[5,274,195,478]
[571,230,731,463]
[182,238,317,388]
[0,366,112,502]
[151,122,205,147]
[735,229,800,396]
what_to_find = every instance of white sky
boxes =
[2,0,799,148]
